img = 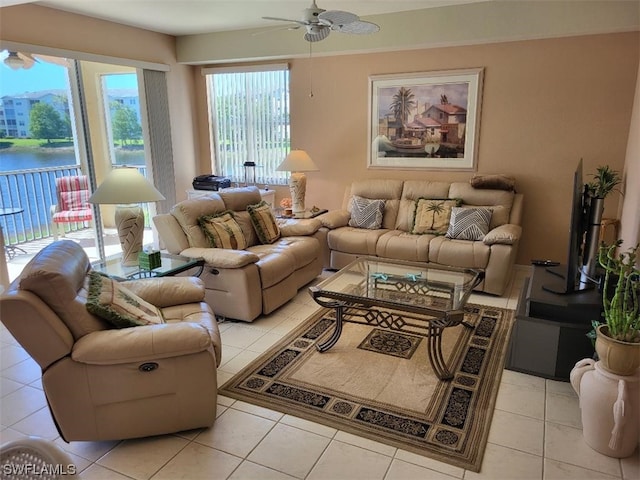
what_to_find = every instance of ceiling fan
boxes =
[262,0,380,42]
[3,51,72,70]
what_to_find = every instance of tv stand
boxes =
[505,265,601,381]
[541,265,595,294]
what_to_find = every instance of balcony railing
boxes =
[0,165,148,248]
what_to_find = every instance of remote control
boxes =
[531,259,560,266]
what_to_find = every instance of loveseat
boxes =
[315,179,523,296]
[0,240,222,442]
[153,186,323,322]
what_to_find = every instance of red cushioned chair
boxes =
[50,175,94,240]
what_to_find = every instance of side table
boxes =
[0,207,25,289]
[92,251,204,281]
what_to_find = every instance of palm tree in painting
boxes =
[427,201,446,230]
[389,87,416,139]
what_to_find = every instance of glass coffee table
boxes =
[309,257,484,380]
[92,252,204,281]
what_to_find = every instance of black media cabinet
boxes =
[505,265,601,381]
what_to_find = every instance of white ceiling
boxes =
[2,0,490,36]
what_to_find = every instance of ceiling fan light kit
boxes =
[262,0,380,43]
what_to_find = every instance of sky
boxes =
[0,51,137,97]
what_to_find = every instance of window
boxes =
[205,65,290,185]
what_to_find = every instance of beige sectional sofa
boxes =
[154,186,323,322]
[315,179,523,296]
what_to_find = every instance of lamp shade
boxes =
[88,167,165,204]
[276,150,319,173]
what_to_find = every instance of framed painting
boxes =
[368,68,484,171]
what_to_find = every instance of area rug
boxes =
[220,303,514,472]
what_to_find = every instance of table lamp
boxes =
[276,150,319,214]
[88,167,165,266]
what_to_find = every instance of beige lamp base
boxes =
[289,172,307,214]
[115,205,144,266]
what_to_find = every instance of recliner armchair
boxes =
[0,240,222,442]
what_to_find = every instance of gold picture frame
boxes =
[368,68,484,171]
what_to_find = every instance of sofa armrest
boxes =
[72,321,213,365]
[278,218,321,236]
[483,224,522,246]
[181,247,259,268]
[316,209,350,229]
[120,277,205,308]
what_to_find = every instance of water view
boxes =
[0,149,146,172]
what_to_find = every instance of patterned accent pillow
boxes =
[86,271,164,328]
[412,198,462,235]
[247,201,281,244]
[198,211,247,249]
[446,207,493,241]
[349,196,385,229]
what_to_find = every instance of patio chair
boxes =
[50,175,93,240]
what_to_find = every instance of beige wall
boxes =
[0,4,201,202]
[280,32,639,266]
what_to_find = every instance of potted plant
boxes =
[585,165,623,199]
[582,165,623,277]
[570,240,640,458]
[593,240,640,376]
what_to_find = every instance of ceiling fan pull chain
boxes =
[308,42,314,98]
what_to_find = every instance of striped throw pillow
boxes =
[247,201,281,244]
[446,207,493,241]
[349,196,385,229]
[198,211,248,249]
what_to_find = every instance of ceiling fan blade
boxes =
[18,52,36,69]
[32,54,73,67]
[337,20,380,35]
[252,25,301,36]
[318,10,359,28]
[262,16,308,26]
[304,28,329,42]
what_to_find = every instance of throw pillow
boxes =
[446,207,493,241]
[86,271,164,328]
[247,201,281,244]
[198,211,247,249]
[348,196,385,229]
[411,198,461,235]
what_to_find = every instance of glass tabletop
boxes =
[92,252,203,281]
[310,257,482,315]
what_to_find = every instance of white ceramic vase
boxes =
[570,358,640,458]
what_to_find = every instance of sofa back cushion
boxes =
[448,182,515,229]
[220,186,262,211]
[396,181,452,231]
[170,195,226,248]
[344,179,403,229]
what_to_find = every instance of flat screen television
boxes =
[543,159,593,294]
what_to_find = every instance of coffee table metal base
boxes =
[314,300,474,381]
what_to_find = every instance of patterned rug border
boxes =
[219,303,514,473]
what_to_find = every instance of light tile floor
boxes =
[1,267,639,480]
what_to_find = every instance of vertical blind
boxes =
[206,66,290,185]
